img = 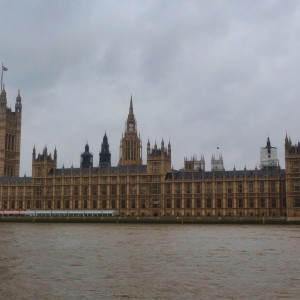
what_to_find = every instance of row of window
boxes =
[1,181,284,197]
[2,198,288,210]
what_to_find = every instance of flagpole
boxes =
[1,62,3,91]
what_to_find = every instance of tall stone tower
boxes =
[119,96,142,166]
[0,86,22,177]
[284,134,300,218]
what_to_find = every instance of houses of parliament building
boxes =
[1,85,300,219]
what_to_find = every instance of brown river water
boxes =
[0,224,299,299]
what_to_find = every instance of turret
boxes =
[15,90,22,113]
[81,143,93,168]
[147,139,150,155]
[99,132,111,167]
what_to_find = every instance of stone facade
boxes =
[1,96,300,218]
[0,86,22,177]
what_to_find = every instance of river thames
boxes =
[0,224,299,299]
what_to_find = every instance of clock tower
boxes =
[118,96,142,166]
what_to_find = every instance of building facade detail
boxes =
[1,95,300,219]
[0,86,22,177]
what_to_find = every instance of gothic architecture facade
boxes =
[0,86,22,177]
[0,92,300,219]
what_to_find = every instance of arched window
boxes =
[11,136,14,151]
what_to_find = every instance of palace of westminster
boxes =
[1,85,300,218]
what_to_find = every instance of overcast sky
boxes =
[1,0,300,176]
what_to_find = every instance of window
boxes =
[248,182,254,193]
[249,198,254,208]
[176,199,181,209]
[74,200,79,209]
[26,201,31,209]
[111,185,117,195]
[206,199,211,208]
[217,199,222,208]
[131,185,136,195]
[11,200,15,209]
[83,186,88,196]
[56,200,61,209]
[121,200,126,209]
[294,198,300,207]
[47,187,52,196]
[101,185,106,195]
[293,162,299,171]
[260,182,264,193]
[102,200,107,209]
[166,184,171,194]
[141,199,146,209]
[36,200,41,209]
[73,186,79,196]
[65,187,70,196]
[228,198,233,208]
[176,184,181,195]
[140,185,146,194]
[27,188,32,197]
[227,183,233,194]
[35,187,43,196]
[12,188,16,197]
[186,199,191,209]
[196,183,201,194]
[56,187,61,196]
[92,186,97,195]
[238,183,243,193]
[131,200,135,209]
[19,188,23,197]
[121,185,126,195]
[3,188,8,197]
[66,200,70,209]
[92,200,97,209]
[206,183,212,194]
[260,198,265,208]
[47,200,52,209]
[238,199,243,208]
[152,184,159,194]
[271,182,276,193]
[185,183,191,194]
[293,180,300,192]
[166,199,171,208]
[217,183,222,194]
[84,200,88,209]
[283,198,286,208]
[18,201,23,209]
[271,198,277,208]
[112,200,116,209]
[196,198,201,208]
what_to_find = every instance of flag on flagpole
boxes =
[2,66,8,71]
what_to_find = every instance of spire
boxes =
[129,94,134,116]
[16,90,21,102]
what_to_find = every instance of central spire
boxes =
[119,95,142,166]
[129,94,134,116]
